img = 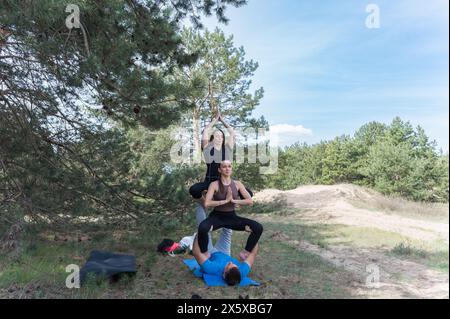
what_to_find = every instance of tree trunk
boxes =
[208,81,218,114]
[1,222,23,253]
[192,108,201,164]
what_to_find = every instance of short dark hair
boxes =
[224,267,241,286]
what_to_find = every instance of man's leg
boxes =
[212,228,232,256]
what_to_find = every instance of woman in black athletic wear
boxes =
[189,113,253,206]
[198,160,263,261]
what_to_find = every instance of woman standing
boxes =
[189,112,253,207]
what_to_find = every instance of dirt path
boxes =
[256,184,449,242]
[254,184,449,299]
[267,230,448,298]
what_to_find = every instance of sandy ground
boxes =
[256,184,449,242]
[254,184,449,299]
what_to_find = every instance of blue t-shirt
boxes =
[201,252,250,278]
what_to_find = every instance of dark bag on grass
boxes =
[80,250,136,285]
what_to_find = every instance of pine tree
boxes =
[0,0,248,226]
[173,27,265,156]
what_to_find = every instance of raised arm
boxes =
[219,114,235,149]
[231,181,253,206]
[244,243,259,268]
[201,113,220,149]
[204,181,231,208]
[192,235,210,265]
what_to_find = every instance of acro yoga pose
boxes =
[189,112,253,206]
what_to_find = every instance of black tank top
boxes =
[202,144,232,181]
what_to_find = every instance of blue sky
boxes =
[201,0,449,152]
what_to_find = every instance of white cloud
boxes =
[269,124,313,147]
[270,124,313,135]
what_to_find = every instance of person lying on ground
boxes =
[192,226,259,286]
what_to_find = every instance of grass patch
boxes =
[389,242,449,273]
[2,208,446,299]
[391,243,428,258]
[0,220,191,298]
[238,201,299,216]
[229,230,356,298]
[260,221,339,248]
[261,220,449,274]
[349,195,449,223]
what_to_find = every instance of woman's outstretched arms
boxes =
[219,113,235,149]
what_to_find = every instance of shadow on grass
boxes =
[0,220,195,298]
[0,215,362,299]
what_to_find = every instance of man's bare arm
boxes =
[244,243,259,268]
[192,236,209,266]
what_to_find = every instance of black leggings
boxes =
[189,179,254,199]
[198,210,263,253]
